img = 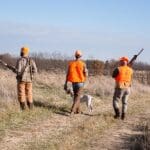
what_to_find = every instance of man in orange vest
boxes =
[112,57,133,120]
[64,50,88,115]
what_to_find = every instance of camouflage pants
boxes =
[71,83,84,113]
[113,87,131,114]
[17,82,33,103]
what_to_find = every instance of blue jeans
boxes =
[72,82,84,93]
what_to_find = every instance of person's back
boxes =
[115,65,133,89]
[16,57,37,82]
[67,59,86,83]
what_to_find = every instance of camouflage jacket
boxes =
[16,57,37,82]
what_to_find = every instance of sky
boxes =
[0,0,150,62]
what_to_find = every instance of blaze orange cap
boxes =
[21,47,29,55]
[75,50,82,57]
[119,57,129,63]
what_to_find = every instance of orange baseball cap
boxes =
[75,50,82,57]
[119,57,129,63]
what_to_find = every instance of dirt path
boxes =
[89,113,149,150]
[0,95,150,150]
[88,97,150,150]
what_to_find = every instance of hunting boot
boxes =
[114,108,120,119]
[20,102,26,110]
[27,102,33,110]
[121,113,125,120]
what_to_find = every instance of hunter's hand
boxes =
[64,83,68,91]
[134,55,138,59]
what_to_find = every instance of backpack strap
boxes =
[16,57,30,80]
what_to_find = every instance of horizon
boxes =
[1,51,149,66]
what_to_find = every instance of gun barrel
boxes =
[137,48,144,56]
[128,48,144,66]
[0,59,7,66]
[0,59,16,73]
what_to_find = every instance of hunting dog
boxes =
[66,88,93,113]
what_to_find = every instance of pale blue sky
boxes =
[0,0,150,62]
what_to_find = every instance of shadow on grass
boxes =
[34,100,70,116]
[117,120,149,150]
[81,112,95,117]
[33,100,101,117]
[119,132,146,150]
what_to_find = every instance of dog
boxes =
[66,88,93,113]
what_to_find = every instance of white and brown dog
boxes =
[66,88,93,113]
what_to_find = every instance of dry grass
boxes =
[0,71,17,103]
[0,68,150,149]
[128,120,150,150]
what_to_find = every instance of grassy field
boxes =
[0,69,150,150]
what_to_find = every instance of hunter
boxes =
[0,47,37,110]
[64,50,88,115]
[112,56,133,120]
[16,47,37,110]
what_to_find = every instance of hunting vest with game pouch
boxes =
[67,60,86,83]
[115,66,133,89]
[16,57,37,82]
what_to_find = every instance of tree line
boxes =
[0,53,150,83]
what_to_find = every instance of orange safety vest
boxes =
[115,66,133,88]
[67,60,86,82]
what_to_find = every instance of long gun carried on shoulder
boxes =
[0,59,16,73]
[128,48,144,66]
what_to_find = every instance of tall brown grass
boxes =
[0,70,16,105]
[0,69,150,106]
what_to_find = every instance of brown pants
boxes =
[71,86,83,113]
[17,82,33,103]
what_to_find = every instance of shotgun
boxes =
[128,48,144,66]
[0,59,16,73]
